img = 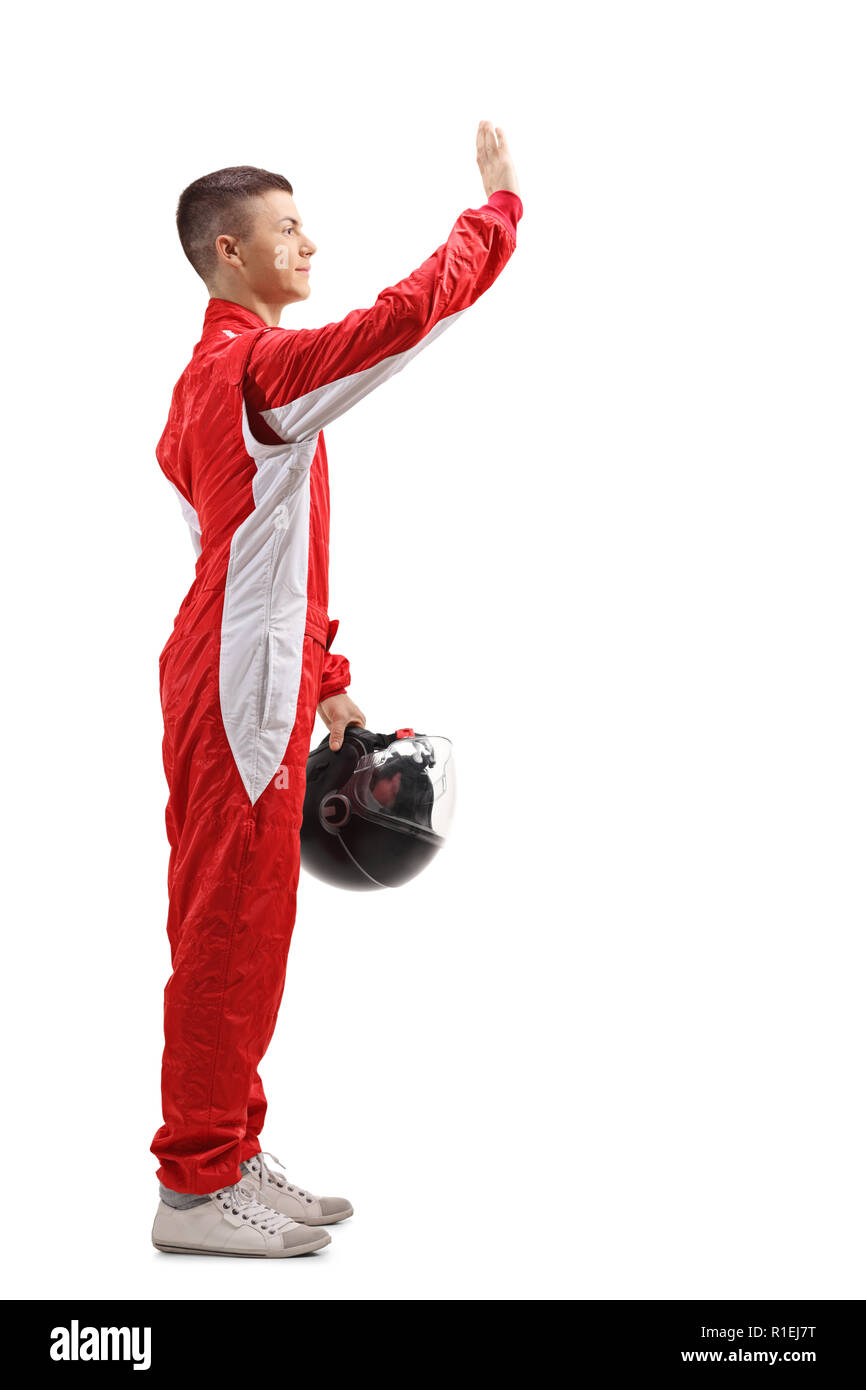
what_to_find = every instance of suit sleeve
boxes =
[318,618,351,705]
[244,191,523,443]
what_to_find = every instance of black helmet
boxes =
[300,727,455,891]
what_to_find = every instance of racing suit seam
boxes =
[257,530,281,732]
[248,683,265,798]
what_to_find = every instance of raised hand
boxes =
[476,120,521,200]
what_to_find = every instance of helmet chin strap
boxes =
[336,832,388,888]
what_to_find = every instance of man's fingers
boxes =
[477,120,508,180]
[330,717,365,750]
[331,714,367,751]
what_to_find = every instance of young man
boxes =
[150,121,523,1258]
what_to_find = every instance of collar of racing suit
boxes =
[203,296,272,336]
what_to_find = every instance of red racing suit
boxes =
[151,188,523,1194]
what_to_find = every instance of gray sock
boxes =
[158,1183,214,1210]
[159,1155,262,1209]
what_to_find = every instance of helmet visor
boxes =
[347,735,455,842]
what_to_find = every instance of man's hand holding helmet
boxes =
[318,692,367,751]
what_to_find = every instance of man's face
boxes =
[216,189,317,307]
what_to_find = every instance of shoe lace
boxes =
[248,1151,313,1205]
[213,1180,297,1234]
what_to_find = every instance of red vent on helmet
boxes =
[395,728,415,739]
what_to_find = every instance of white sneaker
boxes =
[152,1179,332,1258]
[242,1152,354,1226]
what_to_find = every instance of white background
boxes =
[2,0,864,1301]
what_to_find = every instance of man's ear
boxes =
[214,234,243,269]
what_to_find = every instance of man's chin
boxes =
[278,279,312,305]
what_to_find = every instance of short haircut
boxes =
[176,165,294,283]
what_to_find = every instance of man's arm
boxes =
[300,188,520,707]
[319,618,351,703]
[317,616,365,750]
[243,189,524,444]
[319,657,350,701]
